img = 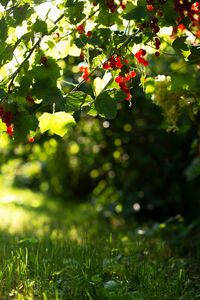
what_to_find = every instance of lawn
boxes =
[0,184,199,300]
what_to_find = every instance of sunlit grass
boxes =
[0,183,199,299]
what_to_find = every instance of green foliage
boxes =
[0,0,199,142]
[95,89,126,119]
[38,112,76,137]
[0,17,8,42]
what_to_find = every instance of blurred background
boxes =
[1,54,200,226]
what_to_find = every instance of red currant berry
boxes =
[29,137,34,143]
[87,31,92,37]
[103,62,110,70]
[41,56,47,65]
[148,5,154,12]
[130,71,136,78]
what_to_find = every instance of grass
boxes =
[0,184,199,299]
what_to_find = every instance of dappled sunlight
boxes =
[0,181,117,242]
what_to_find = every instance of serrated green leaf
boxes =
[172,37,190,60]
[32,18,48,34]
[39,112,76,137]
[95,89,126,119]
[13,4,31,26]
[65,2,85,24]
[65,92,93,113]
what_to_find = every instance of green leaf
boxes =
[97,10,119,26]
[95,89,126,119]
[172,37,191,59]
[123,6,148,21]
[74,37,87,49]
[0,17,8,42]
[65,2,85,24]
[65,91,93,113]
[13,111,38,139]
[172,37,188,51]
[13,4,32,26]
[32,18,48,34]
[38,112,76,137]
[188,46,200,63]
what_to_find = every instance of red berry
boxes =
[115,76,122,83]
[87,31,92,37]
[177,24,186,31]
[116,62,123,68]
[148,5,154,12]
[41,56,47,65]
[130,71,136,78]
[6,126,13,136]
[140,49,147,56]
[143,60,148,66]
[77,24,85,34]
[125,93,131,101]
[119,80,126,88]
[124,75,130,81]
[29,137,34,143]
[155,51,160,56]
[103,62,110,70]
[153,26,160,34]
[92,2,97,6]
[152,17,158,23]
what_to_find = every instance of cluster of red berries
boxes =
[0,105,34,141]
[154,37,161,56]
[135,49,148,66]
[115,71,136,101]
[0,105,14,135]
[103,56,127,70]
[105,0,127,13]
[150,17,160,34]
[77,24,92,37]
[177,23,186,31]
[41,56,47,65]
[105,0,118,13]
[79,66,90,81]
[174,1,200,37]
[102,56,135,101]
[26,91,34,104]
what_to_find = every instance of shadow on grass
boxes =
[0,185,199,299]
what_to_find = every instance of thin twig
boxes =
[6,6,100,94]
